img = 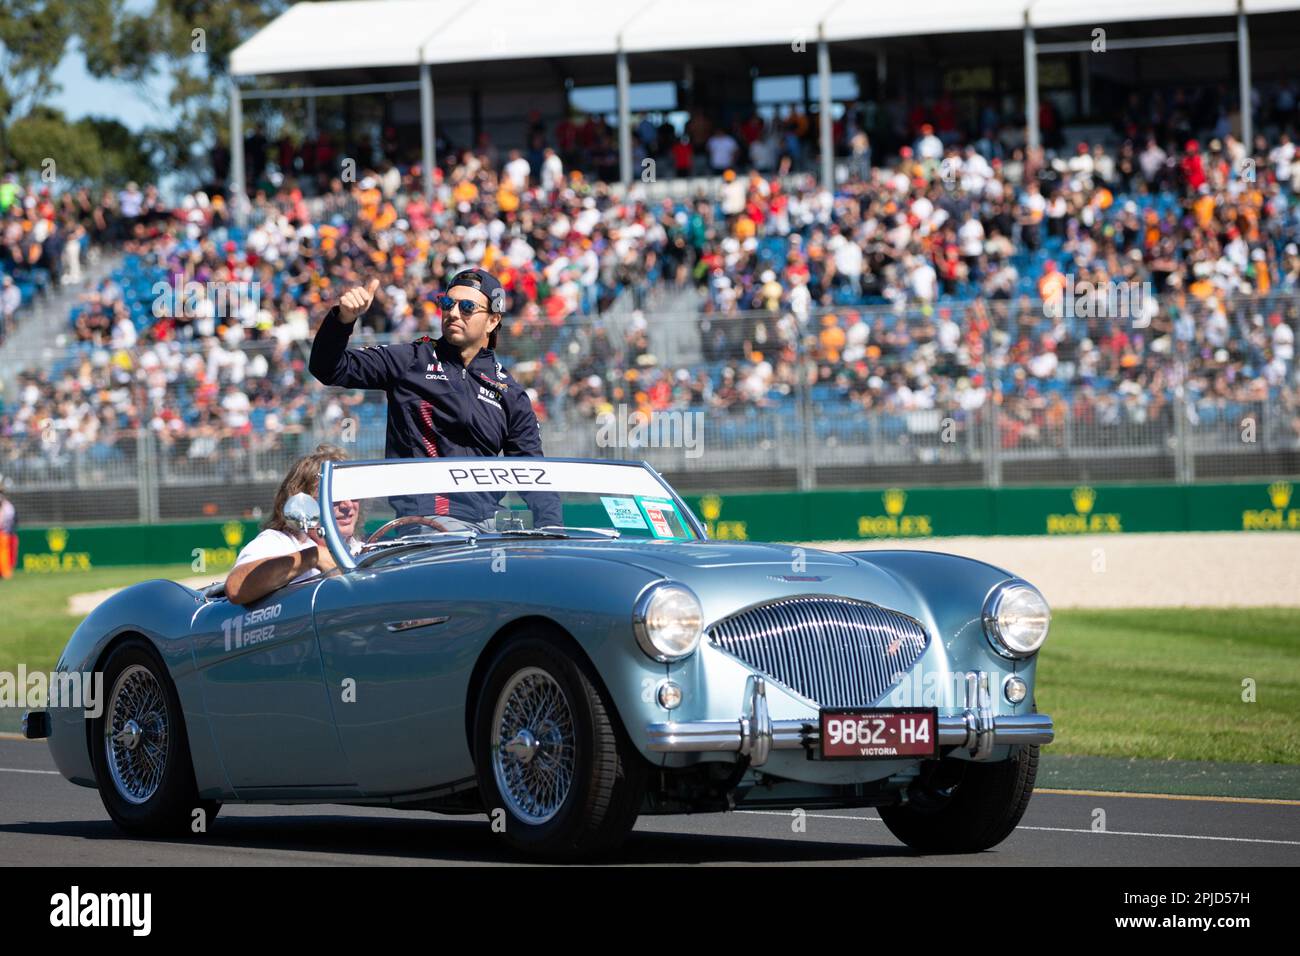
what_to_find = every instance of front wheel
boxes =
[473,635,645,859]
[878,744,1039,853]
[90,640,220,836]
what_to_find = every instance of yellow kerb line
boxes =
[1037,787,1300,807]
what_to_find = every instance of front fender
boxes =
[47,579,211,789]
[474,555,673,761]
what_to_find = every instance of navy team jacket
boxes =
[308,307,563,526]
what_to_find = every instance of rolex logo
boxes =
[700,495,722,522]
[1268,481,1292,510]
[1071,486,1096,515]
[46,527,68,553]
[222,521,245,547]
[883,488,907,517]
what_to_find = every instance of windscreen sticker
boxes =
[639,497,685,539]
[600,496,649,529]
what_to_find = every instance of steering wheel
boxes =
[364,515,454,545]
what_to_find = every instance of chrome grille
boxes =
[707,597,929,708]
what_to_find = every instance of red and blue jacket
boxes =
[308,308,563,526]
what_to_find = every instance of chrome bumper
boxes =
[645,676,1054,767]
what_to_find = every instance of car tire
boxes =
[91,639,220,837]
[878,743,1039,853]
[473,634,645,860]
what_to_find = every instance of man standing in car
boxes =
[308,267,561,527]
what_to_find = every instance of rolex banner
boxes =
[685,480,1300,542]
[8,481,1299,571]
[14,520,262,574]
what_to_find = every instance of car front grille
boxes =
[707,596,929,708]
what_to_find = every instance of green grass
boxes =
[2,570,1297,764]
[1036,608,1300,765]
[0,564,198,677]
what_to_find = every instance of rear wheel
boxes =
[90,640,220,836]
[878,743,1039,853]
[472,634,645,859]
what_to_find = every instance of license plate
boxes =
[819,708,939,760]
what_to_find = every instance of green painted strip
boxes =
[8,479,1300,572]
[1039,754,1300,801]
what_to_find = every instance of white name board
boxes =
[328,458,671,502]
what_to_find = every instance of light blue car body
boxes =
[45,458,1049,812]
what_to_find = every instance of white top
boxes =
[229,2,1298,78]
[231,528,363,587]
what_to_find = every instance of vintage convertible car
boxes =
[28,457,1053,858]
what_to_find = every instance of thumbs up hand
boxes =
[337,278,381,324]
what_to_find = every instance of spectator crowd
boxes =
[3,100,1300,478]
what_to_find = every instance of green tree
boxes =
[6,106,102,178]
[142,0,287,184]
[1,0,156,173]
[0,0,75,168]
[1,0,284,184]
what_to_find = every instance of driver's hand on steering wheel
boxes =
[305,528,338,574]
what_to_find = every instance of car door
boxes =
[191,575,356,795]
[312,549,493,796]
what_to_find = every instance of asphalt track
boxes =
[1,738,1297,866]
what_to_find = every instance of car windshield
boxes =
[320,458,700,557]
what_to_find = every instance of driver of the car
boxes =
[225,444,362,606]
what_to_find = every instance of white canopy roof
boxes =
[230,0,1300,77]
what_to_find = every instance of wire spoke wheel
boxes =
[491,666,577,825]
[104,664,169,805]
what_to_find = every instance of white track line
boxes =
[1013,825,1300,846]
[736,810,1300,847]
[2,773,1295,846]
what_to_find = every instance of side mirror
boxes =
[284,492,321,534]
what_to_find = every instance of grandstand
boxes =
[1,3,1299,522]
[221,0,1300,214]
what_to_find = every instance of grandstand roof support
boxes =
[1023,16,1039,151]
[818,37,833,188]
[420,61,436,205]
[616,49,632,184]
[229,79,247,229]
[1238,3,1254,147]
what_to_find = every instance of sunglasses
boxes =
[436,294,487,316]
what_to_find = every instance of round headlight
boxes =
[634,583,703,662]
[984,583,1051,658]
